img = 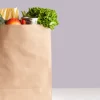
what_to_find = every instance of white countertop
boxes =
[52,88,100,100]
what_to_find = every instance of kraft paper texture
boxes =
[0,25,52,100]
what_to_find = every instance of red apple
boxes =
[6,18,21,25]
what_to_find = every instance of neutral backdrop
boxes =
[2,0,100,88]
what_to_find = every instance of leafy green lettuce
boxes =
[21,7,59,30]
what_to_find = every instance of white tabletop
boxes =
[52,88,100,100]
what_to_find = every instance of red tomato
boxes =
[21,19,26,24]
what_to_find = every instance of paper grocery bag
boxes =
[0,25,52,100]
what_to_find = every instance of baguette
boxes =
[0,8,19,20]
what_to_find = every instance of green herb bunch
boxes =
[21,7,59,30]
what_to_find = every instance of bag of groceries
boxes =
[0,7,59,100]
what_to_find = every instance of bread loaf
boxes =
[0,8,19,20]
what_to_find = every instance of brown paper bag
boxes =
[0,25,52,100]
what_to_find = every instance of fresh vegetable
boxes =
[0,14,5,25]
[6,18,21,25]
[21,7,41,18]
[21,19,26,24]
[21,11,27,17]
[21,7,59,30]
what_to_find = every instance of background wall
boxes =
[2,0,100,88]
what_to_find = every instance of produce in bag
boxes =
[0,7,19,20]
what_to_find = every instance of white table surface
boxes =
[52,88,100,100]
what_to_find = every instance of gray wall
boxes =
[2,0,100,88]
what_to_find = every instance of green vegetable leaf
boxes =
[21,7,59,30]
